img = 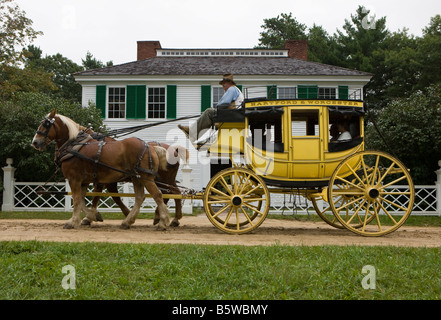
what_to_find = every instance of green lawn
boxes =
[0,241,440,300]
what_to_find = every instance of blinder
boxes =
[36,117,56,138]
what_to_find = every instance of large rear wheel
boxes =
[328,151,415,236]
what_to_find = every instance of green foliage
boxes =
[24,46,83,102]
[0,92,104,182]
[366,84,441,184]
[0,0,42,65]
[257,13,307,49]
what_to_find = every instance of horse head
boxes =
[32,109,79,151]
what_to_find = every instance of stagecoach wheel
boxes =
[310,195,345,229]
[311,185,376,230]
[328,151,415,237]
[203,167,270,234]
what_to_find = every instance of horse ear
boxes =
[49,108,57,118]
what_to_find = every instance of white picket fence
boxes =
[2,158,441,215]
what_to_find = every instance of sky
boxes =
[16,0,441,65]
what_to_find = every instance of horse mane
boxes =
[51,114,80,140]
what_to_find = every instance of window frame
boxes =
[107,86,126,119]
[147,86,166,119]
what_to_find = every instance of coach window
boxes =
[291,110,319,137]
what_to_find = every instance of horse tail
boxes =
[153,146,168,172]
[176,145,189,165]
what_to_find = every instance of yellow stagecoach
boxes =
[201,98,415,236]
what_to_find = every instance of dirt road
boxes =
[1,215,440,247]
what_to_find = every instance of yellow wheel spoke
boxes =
[212,203,232,219]
[223,206,234,227]
[210,186,231,199]
[219,176,233,196]
[381,174,407,189]
[379,196,409,212]
[377,199,398,225]
[240,206,254,226]
[242,202,264,216]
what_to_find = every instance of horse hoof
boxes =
[81,218,91,226]
[153,218,159,225]
[63,223,74,229]
[156,225,167,231]
[96,212,103,222]
[170,221,180,227]
[120,223,130,230]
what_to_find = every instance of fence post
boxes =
[2,158,16,211]
[64,179,72,211]
[435,160,441,216]
[181,164,193,214]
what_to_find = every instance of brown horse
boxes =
[32,109,171,230]
[84,134,189,227]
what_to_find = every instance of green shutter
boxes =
[167,85,177,119]
[96,85,106,118]
[338,86,349,100]
[298,85,318,99]
[267,85,277,99]
[126,86,136,119]
[201,85,211,112]
[126,85,146,119]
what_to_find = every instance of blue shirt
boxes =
[216,86,240,107]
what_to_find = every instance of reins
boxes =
[106,115,199,138]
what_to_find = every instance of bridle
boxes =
[36,116,57,144]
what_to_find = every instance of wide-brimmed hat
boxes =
[219,74,236,85]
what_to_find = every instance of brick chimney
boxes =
[137,41,162,60]
[284,40,308,60]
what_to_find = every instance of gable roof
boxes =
[74,57,372,77]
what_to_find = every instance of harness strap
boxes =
[93,140,106,183]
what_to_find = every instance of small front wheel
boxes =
[203,167,270,234]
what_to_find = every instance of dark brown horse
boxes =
[32,109,171,230]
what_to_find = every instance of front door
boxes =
[289,107,323,179]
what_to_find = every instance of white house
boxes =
[74,40,372,191]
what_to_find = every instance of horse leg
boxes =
[144,180,170,230]
[80,184,102,226]
[153,198,169,225]
[170,198,182,227]
[64,180,83,229]
[81,184,104,225]
[107,183,130,217]
[120,179,145,229]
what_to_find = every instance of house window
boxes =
[213,87,224,107]
[278,87,296,99]
[108,87,126,118]
[318,87,336,99]
[148,87,166,118]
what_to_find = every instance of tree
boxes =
[82,51,113,70]
[0,0,42,65]
[416,15,441,90]
[24,46,83,102]
[365,84,441,184]
[0,92,105,182]
[257,13,307,49]
[334,6,389,71]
